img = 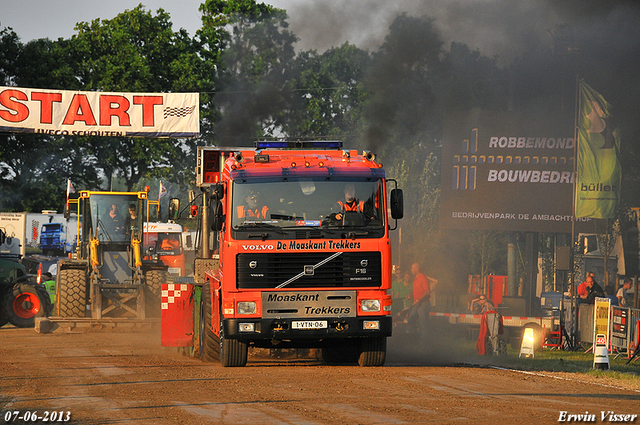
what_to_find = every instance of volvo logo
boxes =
[360,259,368,267]
[249,261,258,269]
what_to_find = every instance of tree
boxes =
[198,0,297,144]
[468,230,508,292]
[284,43,370,142]
[66,5,207,191]
[0,25,20,86]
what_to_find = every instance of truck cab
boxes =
[185,141,403,367]
[143,222,186,277]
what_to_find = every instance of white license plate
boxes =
[292,320,328,330]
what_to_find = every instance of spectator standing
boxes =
[617,279,633,307]
[578,275,595,302]
[42,272,56,304]
[470,294,494,314]
[391,265,411,316]
[584,277,605,304]
[408,263,432,346]
[605,284,619,306]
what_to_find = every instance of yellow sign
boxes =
[592,297,611,346]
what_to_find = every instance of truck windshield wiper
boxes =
[236,223,286,237]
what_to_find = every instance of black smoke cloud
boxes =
[276,0,640,65]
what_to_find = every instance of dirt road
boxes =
[1,326,638,425]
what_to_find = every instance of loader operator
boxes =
[102,203,125,237]
[125,203,139,236]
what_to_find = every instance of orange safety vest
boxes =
[337,200,364,212]
[237,205,269,219]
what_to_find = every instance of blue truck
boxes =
[39,217,78,256]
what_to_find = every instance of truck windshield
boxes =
[90,195,144,243]
[231,178,385,230]
[144,232,183,255]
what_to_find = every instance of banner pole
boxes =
[570,76,581,349]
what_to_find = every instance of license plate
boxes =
[292,320,327,330]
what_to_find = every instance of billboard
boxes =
[440,109,593,232]
[0,86,199,138]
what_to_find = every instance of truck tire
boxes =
[144,270,166,318]
[358,336,386,367]
[4,281,51,328]
[199,281,218,362]
[57,268,87,318]
[219,314,248,367]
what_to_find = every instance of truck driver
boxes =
[237,190,269,220]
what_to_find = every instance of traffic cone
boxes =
[593,333,610,370]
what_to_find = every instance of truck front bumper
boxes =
[224,316,392,340]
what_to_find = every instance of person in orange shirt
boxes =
[407,262,433,346]
[334,184,364,221]
[237,190,269,220]
[577,273,595,302]
[160,234,180,251]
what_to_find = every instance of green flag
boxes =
[575,81,621,218]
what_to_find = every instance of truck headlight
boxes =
[238,323,255,332]
[237,301,257,315]
[361,299,381,312]
[363,320,380,330]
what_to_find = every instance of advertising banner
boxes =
[440,109,593,232]
[610,306,630,352]
[0,86,199,138]
[575,81,621,218]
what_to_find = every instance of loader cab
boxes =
[80,193,146,248]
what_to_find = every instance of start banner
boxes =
[0,86,199,138]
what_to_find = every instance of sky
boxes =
[0,0,570,65]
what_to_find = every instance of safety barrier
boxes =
[577,303,640,358]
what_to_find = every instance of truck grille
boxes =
[236,252,381,289]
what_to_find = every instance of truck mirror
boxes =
[210,183,224,200]
[390,189,404,219]
[210,200,224,231]
[169,198,180,220]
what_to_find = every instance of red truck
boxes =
[161,141,403,366]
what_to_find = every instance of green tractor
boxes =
[0,229,52,328]
[56,189,167,319]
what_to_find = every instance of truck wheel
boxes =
[219,314,248,367]
[358,336,387,367]
[4,281,51,328]
[144,270,166,318]
[199,281,218,362]
[57,268,87,317]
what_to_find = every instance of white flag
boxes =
[66,179,75,198]
[159,181,167,199]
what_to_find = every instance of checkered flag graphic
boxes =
[163,105,196,119]
[161,283,189,310]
